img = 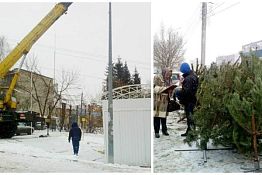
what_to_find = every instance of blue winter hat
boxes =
[180,63,191,74]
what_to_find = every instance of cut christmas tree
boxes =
[185,54,262,164]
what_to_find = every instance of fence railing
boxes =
[102,84,151,100]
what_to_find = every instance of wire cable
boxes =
[207,2,240,18]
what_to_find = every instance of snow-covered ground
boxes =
[154,111,258,173]
[0,130,150,173]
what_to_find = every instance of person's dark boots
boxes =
[162,131,169,136]
[181,132,187,137]
[155,133,160,138]
[188,112,195,130]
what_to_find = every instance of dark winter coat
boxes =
[179,70,198,105]
[68,122,82,142]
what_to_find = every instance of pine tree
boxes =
[103,64,109,92]
[104,61,118,92]
[132,67,141,84]
[104,57,133,91]
[226,54,262,154]
[113,57,124,88]
[186,62,237,149]
[123,61,132,85]
[186,54,262,157]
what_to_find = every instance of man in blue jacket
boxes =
[68,122,82,156]
[176,63,198,137]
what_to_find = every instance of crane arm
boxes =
[4,72,19,109]
[3,54,27,109]
[0,2,72,78]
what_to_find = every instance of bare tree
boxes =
[154,25,185,70]
[54,70,78,133]
[21,56,78,135]
[0,36,10,61]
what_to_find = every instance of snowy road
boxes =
[154,111,257,173]
[0,130,150,173]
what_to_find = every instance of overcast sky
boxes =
[152,0,262,67]
[4,0,262,104]
[0,2,151,105]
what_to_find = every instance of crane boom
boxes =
[0,2,72,138]
[0,2,72,78]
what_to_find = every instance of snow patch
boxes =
[154,111,256,173]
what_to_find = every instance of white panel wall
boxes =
[102,98,151,167]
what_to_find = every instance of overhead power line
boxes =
[21,63,105,80]
[207,2,240,18]
[207,2,225,16]
[7,38,150,67]
[55,51,150,70]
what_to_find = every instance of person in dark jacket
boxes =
[68,122,82,156]
[176,62,198,136]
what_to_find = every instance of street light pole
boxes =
[108,2,114,164]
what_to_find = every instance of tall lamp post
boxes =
[107,2,114,164]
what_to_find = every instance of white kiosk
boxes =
[102,84,151,167]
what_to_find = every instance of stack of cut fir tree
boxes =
[187,54,262,160]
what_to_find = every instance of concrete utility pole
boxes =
[108,2,114,164]
[61,102,66,131]
[88,104,91,132]
[84,104,87,116]
[76,105,79,123]
[201,2,207,66]
[80,92,83,116]
[69,104,72,126]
